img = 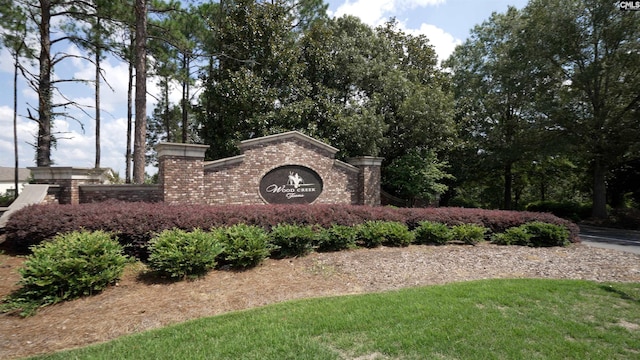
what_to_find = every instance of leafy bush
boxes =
[314,225,358,252]
[491,226,532,246]
[1,230,127,316]
[215,224,271,269]
[492,222,570,247]
[522,222,570,247]
[452,224,487,245]
[0,191,15,207]
[268,224,316,259]
[356,221,414,248]
[413,221,453,245]
[147,229,224,279]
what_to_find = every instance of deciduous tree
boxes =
[523,0,640,218]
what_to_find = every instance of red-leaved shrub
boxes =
[3,201,579,257]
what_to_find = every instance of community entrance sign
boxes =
[27,131,384,207]
[259,165,323,204]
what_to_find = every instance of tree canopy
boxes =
[2,0,638,215]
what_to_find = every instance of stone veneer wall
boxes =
[203,135,361,205]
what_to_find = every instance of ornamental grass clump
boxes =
[1,230,127,317]
[147,228,225,279]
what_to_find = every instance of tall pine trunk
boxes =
[36,0,52,167]
[133,0,147,184]
[13,45,20,199]
[95,28,101,168]
[126,54,133,183]
[181,55,189,143]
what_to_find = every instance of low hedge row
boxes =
[3,201,580,256]
[145,220,571,278]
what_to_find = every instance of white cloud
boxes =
[63,44,136,115]
[1,28,169,176]
[331,0,459,64]
[334,0,396,26]
[334,0,446,25]
[0,105,39,168]
[405,23,462,63]
[0,48,14,74]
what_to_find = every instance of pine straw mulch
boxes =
[1,241,640,360]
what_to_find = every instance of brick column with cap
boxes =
[157,143,209,205]
[347,156,384,206]
[29,167,111,204]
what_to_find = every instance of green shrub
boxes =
[452,224,487,245]
[0,191,15,207]
[491,226,532,246]
[1,230,127,316]
[314,225,358,252]
[413,221,453,245]
[356,221,414,248]
[268,224,316,259]
[522,222,570,247]
[491,222,570,247]
[147,228,224,279]
[216,224,271,269]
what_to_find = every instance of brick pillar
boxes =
[347,157,384,206]
[156,143,209,205]
[29,167,111,204]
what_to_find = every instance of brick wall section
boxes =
[52,179,73,204]
[79,185,162,203]
[159,156,205,204]
[42,185,61,205]
[204,135,360,205]
[157,143,209,205]
[27,132,383,207]
[363,165,382,206]
[347,157,384,206]
[29,167,109,204]
[29,178,76,204]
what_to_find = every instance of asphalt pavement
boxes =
[579,225,640,255]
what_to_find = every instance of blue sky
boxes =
[0,0,528,176]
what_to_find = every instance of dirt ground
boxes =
[1,242,640,360]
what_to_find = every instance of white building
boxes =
[0,167,31,195]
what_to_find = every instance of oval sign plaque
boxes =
[259,165,323,204]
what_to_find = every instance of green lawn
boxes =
[29,279,640,360]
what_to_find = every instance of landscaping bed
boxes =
[1,240,639,360]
